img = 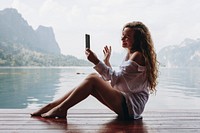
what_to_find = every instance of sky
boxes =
[0,0,200,59]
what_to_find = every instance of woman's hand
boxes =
[103,46,111,67]
[85,48,100,65]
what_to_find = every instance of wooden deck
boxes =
[0,109,200,133]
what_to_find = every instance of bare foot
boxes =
[30,103,54,116]
[41,106,67,119]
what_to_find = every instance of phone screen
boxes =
[85,34,90,49]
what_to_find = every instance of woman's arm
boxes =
[85,48,100,65]
[85,47,119,86]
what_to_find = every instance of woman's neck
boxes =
[126,52,133,61]
[126,50,135,60]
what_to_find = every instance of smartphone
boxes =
[85,34,90,49]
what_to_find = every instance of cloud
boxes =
[11,0,40,29]
[1,0,200,58]
[39,0,65,17]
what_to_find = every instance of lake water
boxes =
[0,67,200,110]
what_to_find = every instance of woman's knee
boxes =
[86,73,100,81]
[85,73,104,90]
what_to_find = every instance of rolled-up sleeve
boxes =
[93,61,120,86]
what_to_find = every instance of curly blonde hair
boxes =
[123,21,158,93]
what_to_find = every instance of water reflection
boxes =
[0,68,61,108]
[32,116,147,133]
[146,67,200,109]
[158,67,200,97]
[99,118,147,133]
[0,67,200,109]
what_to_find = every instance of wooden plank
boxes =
[0,109,200,133]
[0,129,200,133]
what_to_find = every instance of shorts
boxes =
[122,95,130,120]
[122,95,143,120]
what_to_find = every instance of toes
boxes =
[30,113,41,117]
[41,113,66,119]
[41,113,50,118]
[41,113,57,118]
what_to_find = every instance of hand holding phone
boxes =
[85,34,90,49]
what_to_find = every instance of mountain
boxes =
[0,8,91,66]
[0,42,91,66]
[36,26,60,54]
[0,8,60,54]
[157,38,200,67]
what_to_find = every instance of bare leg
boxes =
[31,89,75,116]
[41,73,125,118]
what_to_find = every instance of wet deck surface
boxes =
[0,109,200,133]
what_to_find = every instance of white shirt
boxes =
[94,60,149,118]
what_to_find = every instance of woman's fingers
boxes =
[103,45,111,55]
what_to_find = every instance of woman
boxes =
[31,21,158,119]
